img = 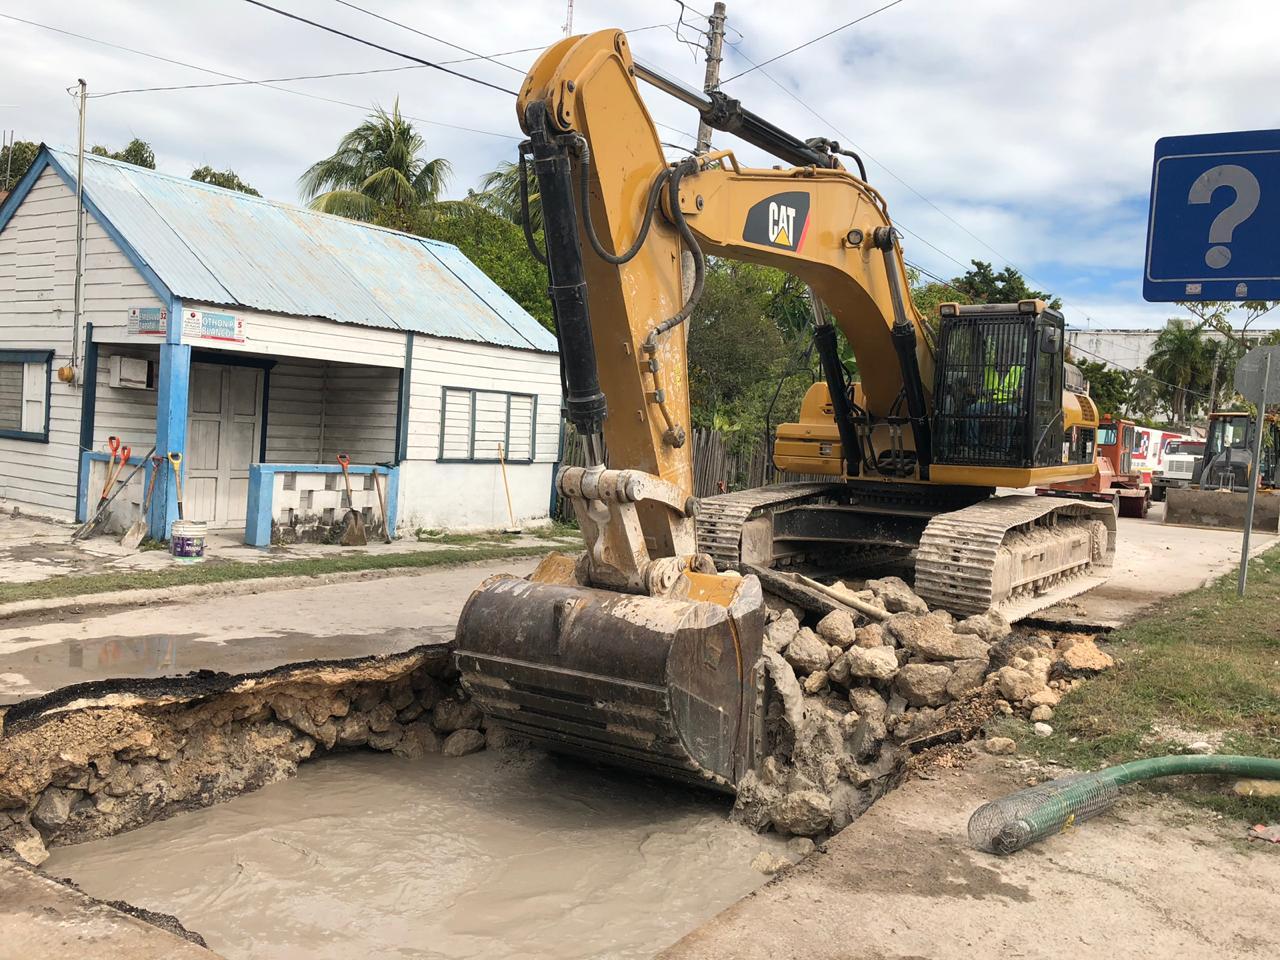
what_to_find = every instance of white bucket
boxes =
[170,520,208,563]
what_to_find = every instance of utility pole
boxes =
[72,79,87,376]
[562,0,574,37]
[694,2,727,154]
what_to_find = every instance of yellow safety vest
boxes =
[983,365,1023,403]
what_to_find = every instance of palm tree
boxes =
[300,100,451,222]
[1146,321,1206,422]
[470,158,541,232]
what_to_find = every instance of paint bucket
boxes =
[170,520,208,562]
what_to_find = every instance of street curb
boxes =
[0,553,547,621]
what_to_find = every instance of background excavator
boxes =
[455,29,1115,794]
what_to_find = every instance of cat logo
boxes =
[742,191,811,252]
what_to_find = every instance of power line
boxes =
[238,0,520,97]
[721,0,908,82]
[89,65,423,98]
[2,12,518,139]
[330,0,525,75]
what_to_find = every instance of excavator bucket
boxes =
[454,569,766,793]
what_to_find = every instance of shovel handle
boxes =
[336,453,355,502]
[168,451,184,519]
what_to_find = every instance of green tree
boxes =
[1074,358,1131,416]
[1145,321,1207,422]
[950,260,1061,310]
[1,139,39,190]
[407,202,552,330]
[471,159,540,232]
[300,100,451,225]
[191,165,260,196]
[90,139,155,168]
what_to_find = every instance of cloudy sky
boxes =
[3,0,1277,331]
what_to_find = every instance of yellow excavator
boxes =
[455,29,1115,792]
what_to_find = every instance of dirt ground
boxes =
[0,557,538,703]
[661,753,1280,960]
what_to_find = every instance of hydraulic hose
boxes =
[969,754,1280,855]
[572,136,672,266]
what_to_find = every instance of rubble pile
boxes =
[732,576,1115,838]
[0,645,489,867]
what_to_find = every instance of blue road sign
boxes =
[1144,129,1280,302]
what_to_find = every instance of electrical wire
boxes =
[238,0,520,96]
[330,0,526,74]
[721,0,909,82]
[1,12,518,139]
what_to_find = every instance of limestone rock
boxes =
[816,610,857,648]
[984,736,1017,755]
[1029,705,1054,723]
[367,722,405,751]
[893,613,991,662]
[750,851,791,875]
[431,698,483,733]
[865,576,928,615]
[2,820,48,866]
[784,628,832,676]
[442,728,486,757]
[827,652,852,686]
[843,646,899,681]
[367,701,397,733]
[895,663,953,707]
[787,836,816,857]
[769,790,833,836]
[763,651,806,734]
[995,666,1045,702]
[854,623,886,648]
[731,770,784,832]
[848,688,888,722]
[1026,688,1061,708]
[802,670,829,695]
[1033,721,1054,738]
[336,713,369,746]
[765,609,801,654]
[1057,638,1115,673]
[31,787,78,832]
[954,610,1012,643]
[392,722,442,759]
[945,659,990,700]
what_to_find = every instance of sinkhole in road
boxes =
[44,748,788,960]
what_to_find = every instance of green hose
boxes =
[968,754,1280,855]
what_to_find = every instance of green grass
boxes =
[0,544,553,605]
[1013,545,1280,822]
[414,528,519,546]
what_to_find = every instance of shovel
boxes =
[372,469,392,543]
[336,453,367,546]
[168,451,185,521]
[74,444,153,541]
[120,454,163,550]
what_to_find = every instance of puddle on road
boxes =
[45,749,786,959]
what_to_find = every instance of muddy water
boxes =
[45,750,787,959]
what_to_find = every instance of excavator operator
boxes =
[967,339,1024,449]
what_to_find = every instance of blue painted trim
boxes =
[78,450,114,523]
[167,297,183,346]
[0,349,54,443]
[151,343,191,540]
[0,151,52,238]
[39,148,177,311]
[243,463,399,547]
[259,365,271,464]
[75,324,99,519]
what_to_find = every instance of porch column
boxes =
[149,340,191,539]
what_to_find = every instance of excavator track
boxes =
[695,482,844,566]
[915,495,1116,621]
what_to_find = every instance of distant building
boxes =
[0,145,561,542]
[1066,321,1265,373]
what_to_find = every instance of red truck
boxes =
[1037,415,1150,518]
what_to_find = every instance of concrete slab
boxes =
[659,756,1280,960]
[0,557,539,704]
[1033,500,1276,628]
[0,859,222,958]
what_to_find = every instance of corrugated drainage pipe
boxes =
[968,755,1280,855]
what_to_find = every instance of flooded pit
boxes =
[44,748,788,960]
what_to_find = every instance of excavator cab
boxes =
[931,301,1079,471]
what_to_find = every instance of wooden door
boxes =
[186,363,262,528]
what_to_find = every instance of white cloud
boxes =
[3,0,1277,329]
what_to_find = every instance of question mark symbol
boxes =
[1187,164,1260,269]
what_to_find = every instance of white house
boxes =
[0,146,562,542]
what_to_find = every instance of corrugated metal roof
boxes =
[46,148,558,353]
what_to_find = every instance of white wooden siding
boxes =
[406,336,560,463]
[319,363,399,465]
[182,301,405,368]
[265,358,324,462]
[0,168,164,516]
